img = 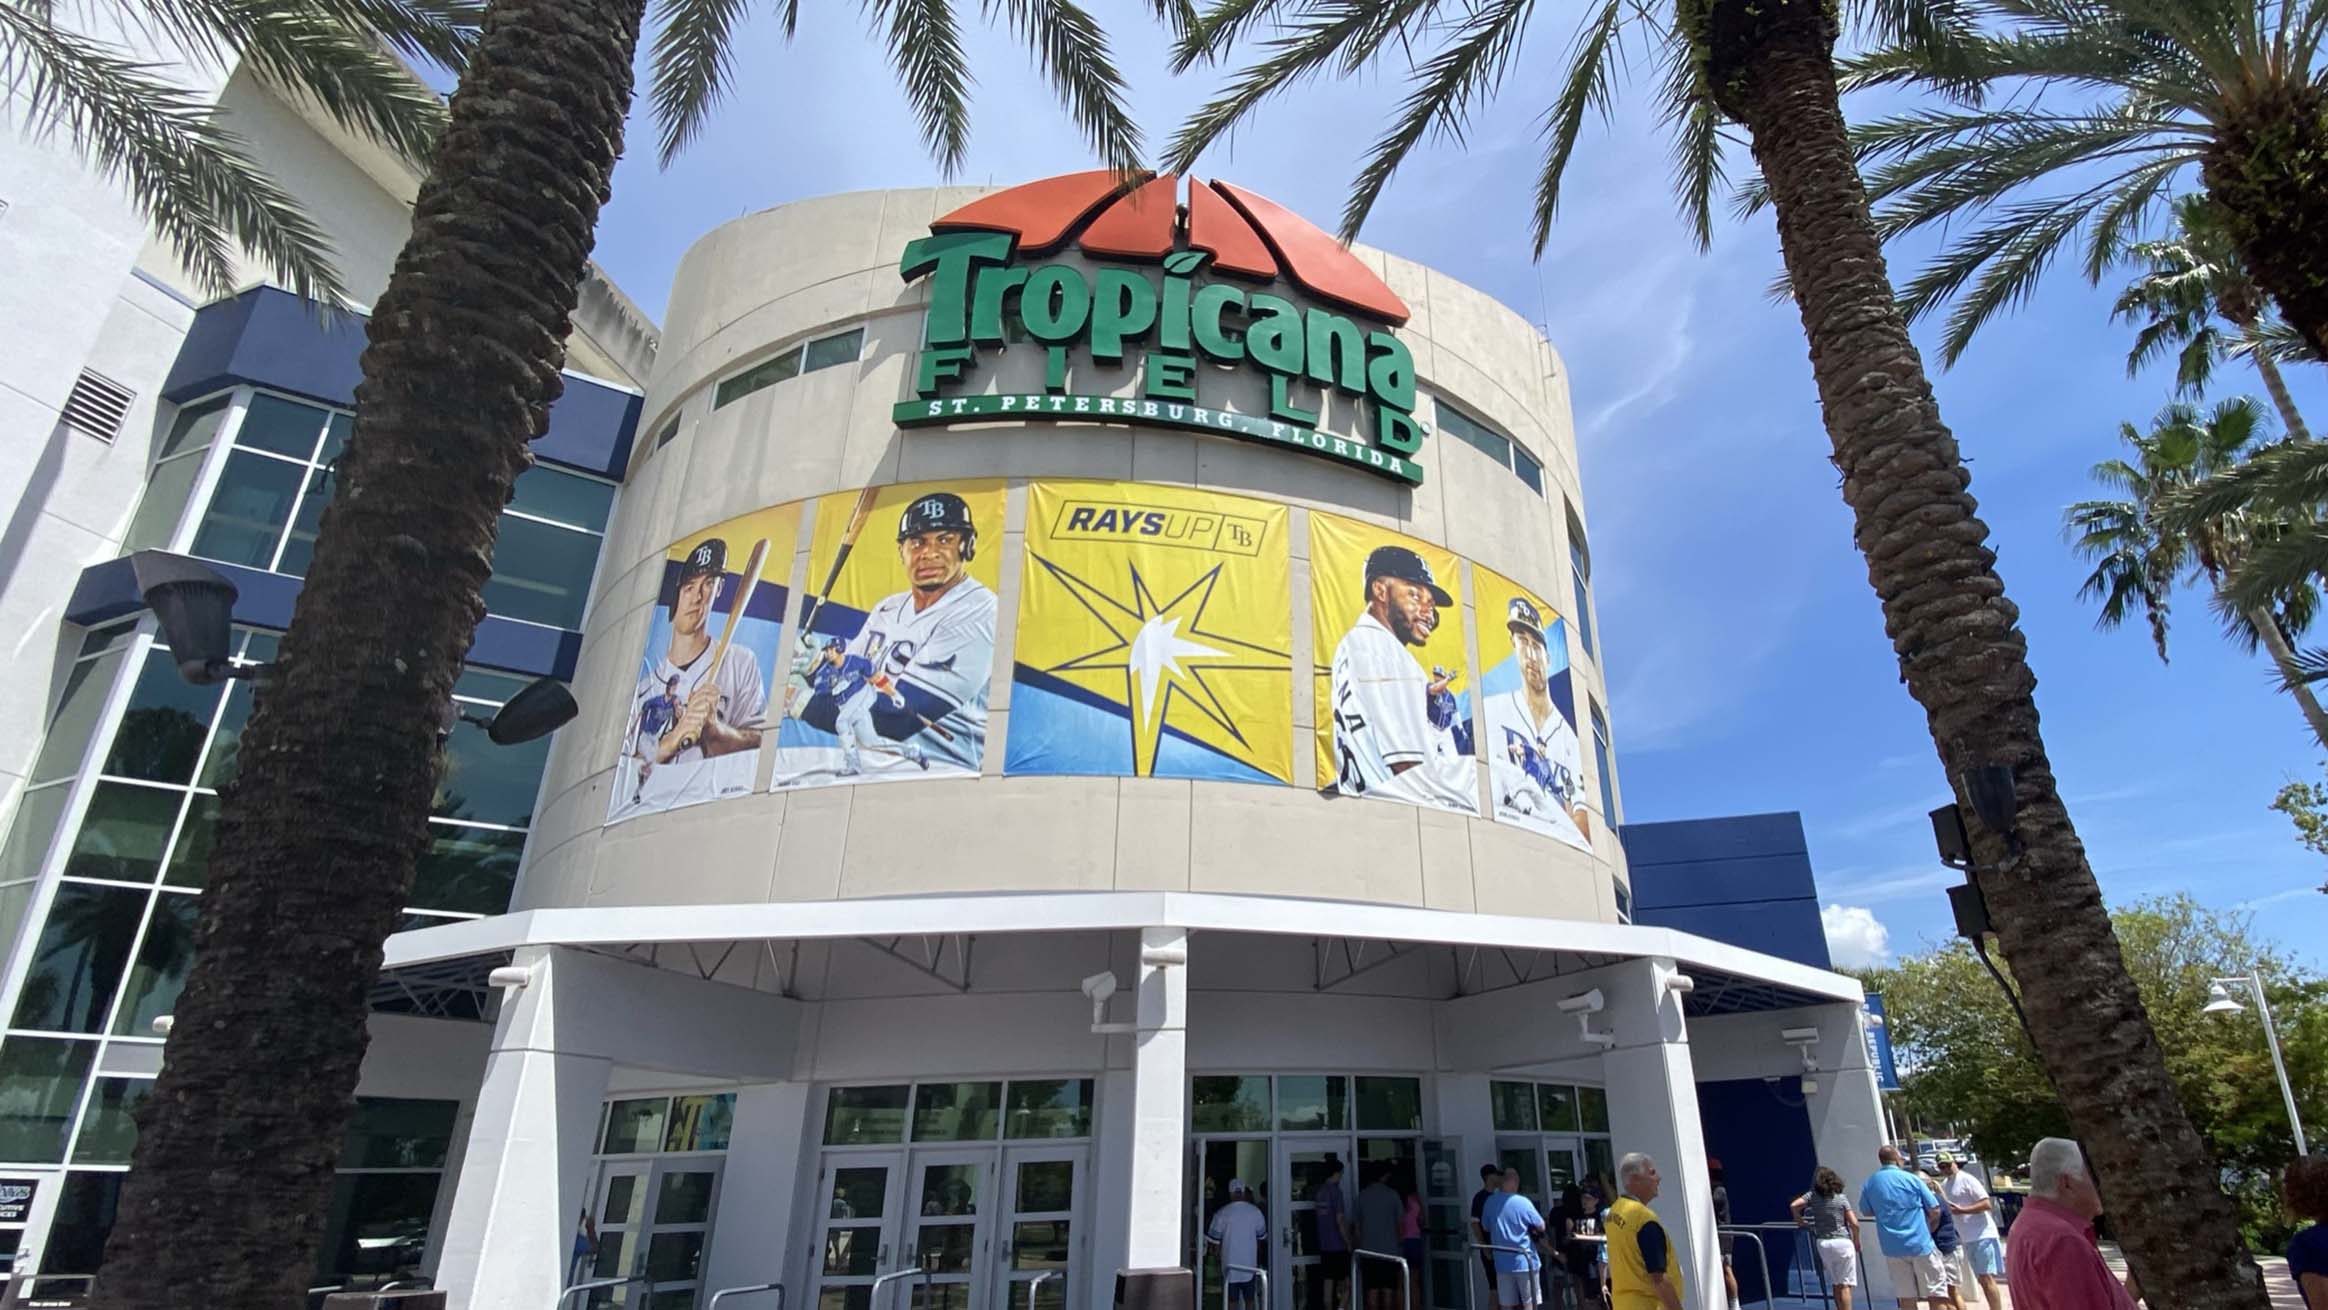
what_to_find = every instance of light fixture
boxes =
[2202,981,2244,1016]
[132,551,260,685]
[487,964,535,989]
[151,1014,174,1036]
[479,677,579,745]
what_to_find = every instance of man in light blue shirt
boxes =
[1857,1146,1945,1308]
[1480,1169,1547,1309]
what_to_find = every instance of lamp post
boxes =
[2203,974,2309,1157]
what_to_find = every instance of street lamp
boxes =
[2203,974,2309,1157]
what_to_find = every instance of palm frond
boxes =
[1171,0,1301,71]
[2276,646,2328,690]
[1658,23,1727,251]
[0,5,344,301]
[1338,0,1535,241]
[1526,0,1625,256]
[985,0,1145,173]
[1166,0,1389,173]
[864,0,973,173]
[649,0,752,166]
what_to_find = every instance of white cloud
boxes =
[1822,904,1892,971]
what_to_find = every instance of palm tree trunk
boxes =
[89,0,647,1304]
[1691,0,2268,1306]
[2244,602,2328,750]
[2244,323,2313,442]
[2205,85,2328,364]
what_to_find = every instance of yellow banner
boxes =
[1308,512,1479,815]
[772,480,1006,789]
[1472,563,1590,849]
[1008,482,1293,782]
[608,501,801,823]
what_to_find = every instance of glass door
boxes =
[1193,1138,1272,1310]
[995,1145,1085,1310]
[816,1156,903,1310]
[1417,1138,1466,1310]
[642,1159,724,1308]
[589,1162,653,1305]
[1277,1137,1355,1310]
[906,1148,998,1310]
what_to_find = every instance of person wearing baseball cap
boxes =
[1483,591,1590,847]
[616,533,770,815]
[1328,538,1478,814]
[1208,1177,1268,1309]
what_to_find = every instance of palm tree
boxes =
[2116,195,2313,442]
[0,0,482,303]
[1168,0,2266,1304]
[1842,0,2328,369]
[89,0,1148,1303]
[2067,398,2328,745]
[2169,435,2328,637]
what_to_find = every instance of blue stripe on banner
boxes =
[1006,666,1282,783]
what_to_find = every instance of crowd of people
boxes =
[1202,1138,2328,1310]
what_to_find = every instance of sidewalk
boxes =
[2099,1245,2303,1309]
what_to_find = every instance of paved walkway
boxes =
[1748,1247,2301,1309]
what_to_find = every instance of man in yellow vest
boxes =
[1605,1153,1687,1310]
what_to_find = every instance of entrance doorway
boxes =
[585,1156,726,1307]
[809,1144,1089,1310]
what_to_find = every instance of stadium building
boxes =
[0,48,1898,1310]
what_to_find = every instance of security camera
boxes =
[1781,1027,1821,1043]
[1081,971,1119,1003]
[1556,988,1605,1015]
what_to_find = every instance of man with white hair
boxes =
[1604,1153,1685,1310]
[2004,1138,2138,1310]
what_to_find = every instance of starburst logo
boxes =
[1032,557,1290,777]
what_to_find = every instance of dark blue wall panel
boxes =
[1622,812,1833,970]
[160,287,642,477]
[1697,1077,1820,1301]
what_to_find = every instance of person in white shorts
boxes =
[1935,1156,2002,1308]
[1793,1167,1864,1310]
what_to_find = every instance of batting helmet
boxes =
[898,491,977,560]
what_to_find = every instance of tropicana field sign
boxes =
[896,172,1430,486]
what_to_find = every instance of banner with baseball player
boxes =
[606,503,797,823]
[1472,564,1590,850]
[1308,513,1481,815]
[771,479,1006,789]
[1005,481,1295,783]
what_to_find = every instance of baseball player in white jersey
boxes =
[619,537,768,811]
[1483,596,1590,848]
[1329,545,1478,813]
[795,491,995,775]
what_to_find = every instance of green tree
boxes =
[2066,398,2328,745]
[88,1,1148,1305]
[0,0,481,302]
[1165,0,2263,1302]
[1865,894,2327,1245]
[1843,0,2328,368]
[2269,769,2328,892]
[2116,195,2313,442]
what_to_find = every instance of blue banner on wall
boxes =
[1862,993,1903,1091]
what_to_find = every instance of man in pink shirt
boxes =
[2005,1138,2138,1310]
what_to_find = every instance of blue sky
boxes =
[577,0,2328,970]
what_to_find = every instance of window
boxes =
[1613,878,1631,923]
[655,415,682,449]
[123,400,228,553]
[1490,1079,1617,1199]
[168,389,612,630]
[714,327,864,409]
[1567,505,1595,657]
[316,1098,461,1292]
[1436,399,1544,496]
[1590,700,1616,825]
[823,1081,1093,1145]
[1190,1076,1270,1133]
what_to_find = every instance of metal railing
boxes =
[1352,1248,1412,1310]
[1223,1262,1271,1310]
[871,1265,935,1310]
[1724,1222,1834,1307]
[709,1281,785,1309]
[1023,1270,1060,1310]
[558,1274,649,1309]
[1466,1242,1560,1310]
[1715,1227,1775,1310]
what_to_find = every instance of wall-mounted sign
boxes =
[0,1177,34,1225]
[896,172,1430,486]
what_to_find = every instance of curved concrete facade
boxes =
[516,185,1622,922]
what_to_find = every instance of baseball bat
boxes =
[677,536,769,750]
[799,485,882,636]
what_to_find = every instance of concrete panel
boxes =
[838,776,1118,896]
[1416,807,1477,912]
[1187,783,1424,906]
[770,785,850,901]
[804,990,1111,1081]
[1467,819,1603,922]
[1114,778,1193,891]
[1187,990,1437,1071]
[590,788,782,907]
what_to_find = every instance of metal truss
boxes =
[855,933,976,992]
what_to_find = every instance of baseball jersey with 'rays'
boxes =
[842,575,996,769]
[632,637,767,766]
[1483,689,1587,846]
[1330,612,1477,813]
